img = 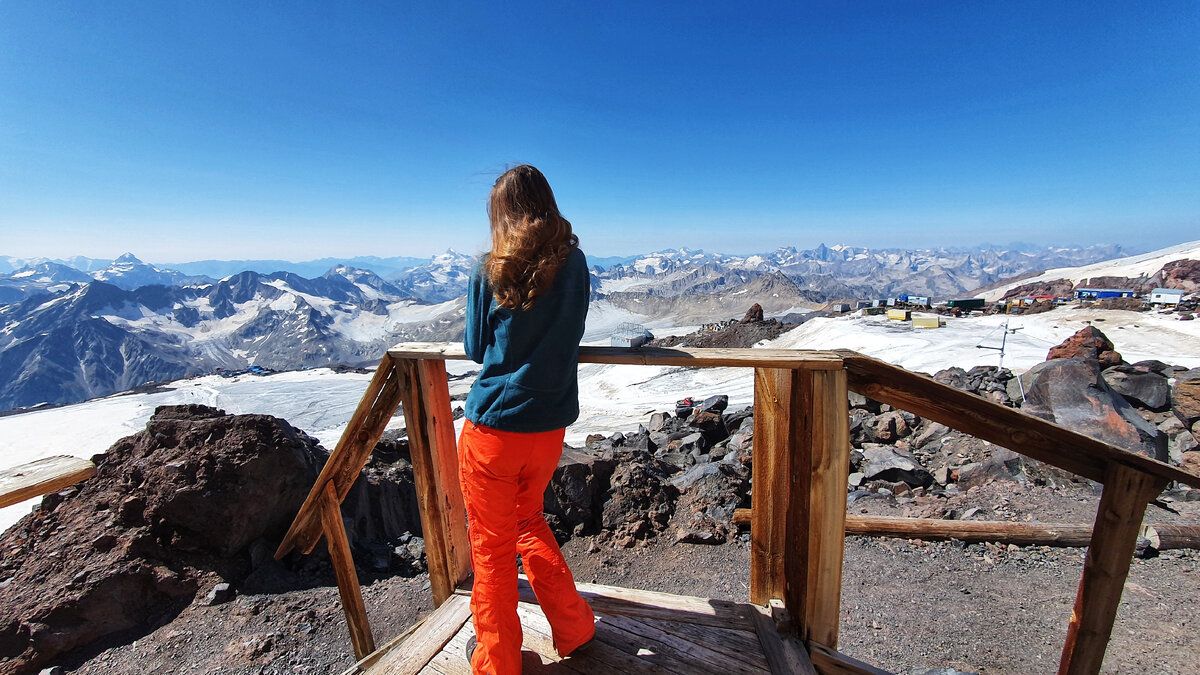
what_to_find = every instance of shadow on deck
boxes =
[344,576,825,675]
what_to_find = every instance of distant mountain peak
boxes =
[114,252,142,263]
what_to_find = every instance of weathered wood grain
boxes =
[367,593,471,675]
[752,604,815,675]
[1058,463,1167,675]
[751,368,796,607]
[320,481,375,660]
[0,455,95,508]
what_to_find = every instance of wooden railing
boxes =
[275,343,1200,674]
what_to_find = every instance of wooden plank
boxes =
[580,618,686,674]
[600,613,763,675]
[320,481,376,660]
[341,613,431,675]
[513,603,594,673]
[1058,463,1167,675]
[507,576,758,631]
[837,351,1200,489]
[751,368,797,606]
[415,359,472,590]
[388,341,845,370]
[398,358,456,607]
[800,368,849,648]
[752,604,815,675]
[634,614,767,666]
[807,642,892,675]
[845,515,1095,546]
[277,354,405,559]
[0,455,95,508]
[369,593,472,675]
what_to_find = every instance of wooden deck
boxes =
[343,577,823,675]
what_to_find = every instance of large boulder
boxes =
[0,405,327,675]
[543,449,617,539]
[1021,358,1166,461]
[1047,326,1122,368]
[1102,363,1171,412]
[1172,368,1200,436]
[600,451,679,547]
[668,462,749,545]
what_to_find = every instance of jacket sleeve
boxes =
[464,263,490,364]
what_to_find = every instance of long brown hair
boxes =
[485,165,579,310]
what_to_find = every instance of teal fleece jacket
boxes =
[463,248,590,433]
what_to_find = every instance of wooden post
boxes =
[398,358,469,606]
[751,368,798,606]
[415,359,471,588]
[1058,462,1166,675]
[319,481,375,659]
[751,366,849,650]
[798,367,849,648]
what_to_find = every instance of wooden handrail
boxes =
[388,341,845,369]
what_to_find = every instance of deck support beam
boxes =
[751,367,849,649]
[320,481,376,659]
[397,358,471,606]
[1058,462,1166,675]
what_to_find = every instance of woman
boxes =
[460,165,595,674]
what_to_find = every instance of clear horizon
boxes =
[2,2,1198,260]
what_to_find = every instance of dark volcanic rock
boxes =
[1021,358,1166,461]
[668,462,749,545]
[740,303,764,323]
[1102,364,1171,412]
[0,405,327,675]
[543,449,617,539]
[600,451,679,547]
[1046,326,1123,368]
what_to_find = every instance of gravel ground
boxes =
[61,481,1200,675]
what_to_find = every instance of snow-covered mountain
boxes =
[0,241,1173,413]
[88,253,206,290]
[592,243,1139,307]
[0,267,464,411]
[390,249,475,303]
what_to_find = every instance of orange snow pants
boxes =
[458,422,596,675]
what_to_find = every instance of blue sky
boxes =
[1,2,1197,262]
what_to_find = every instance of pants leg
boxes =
[459,423,523,675]
[513,429,596,655]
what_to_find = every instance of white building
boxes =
[1149,288,1184,306]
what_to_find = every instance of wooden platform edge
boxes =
[807,642,893,675]
[0,455,96,508]
[752,604,815,675]
[352,592,471,675]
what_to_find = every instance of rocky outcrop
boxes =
[0,405,421,675]
[0,406,323,674]
[1021,358,1166,461]
[1047,325,1123,369]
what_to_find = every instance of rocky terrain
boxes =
[2,320,1199,674]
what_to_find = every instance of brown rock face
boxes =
[0,405,326,675]
[1046,325,1123,367]
[1172,369,1200,433]
[740,303,764,324]
[1159,259,1200,293]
